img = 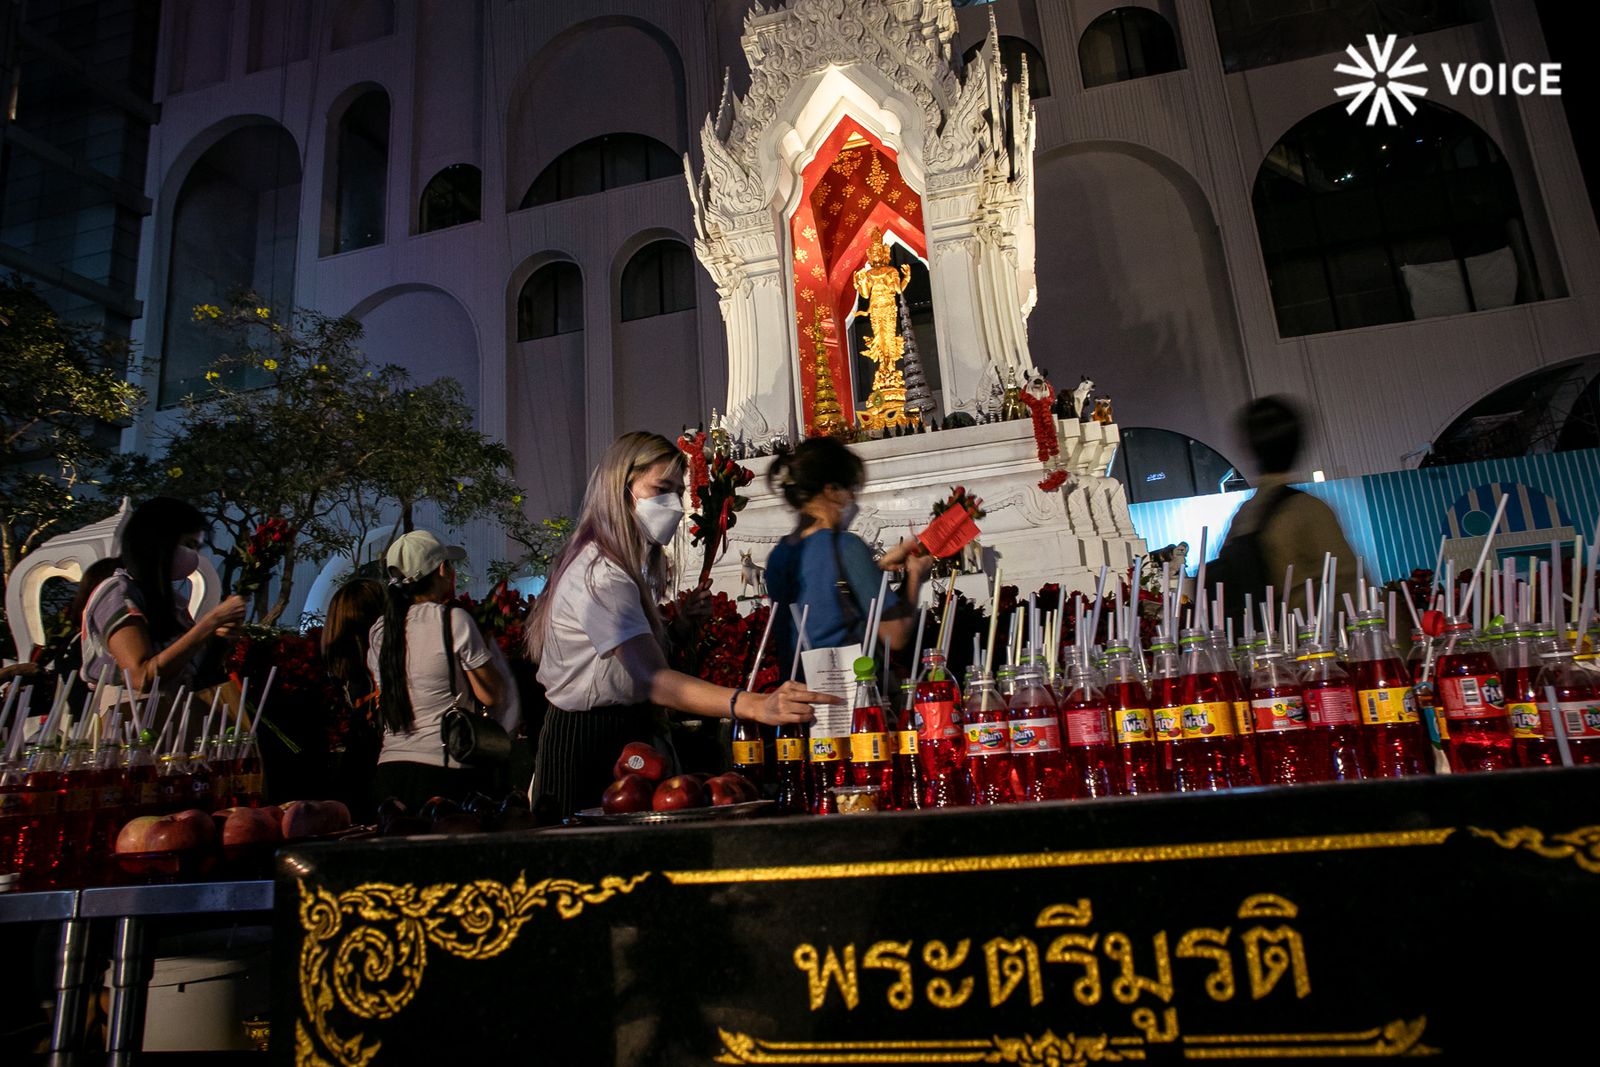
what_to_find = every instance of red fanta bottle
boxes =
[1173,629,1240,792]
[1349,612,1431,777]
[1503,624,1554,768]
[1007,654,1068,801]
[1209,631,1258,786]
[1434,618,1515,772]
[1102,643,1161,794]
[1299,644,1370,780]
[1248,643,1329,784]
[963,670,1014,805]
[1148,640,1182,792]
[1059,656,1125,798]
[914,650,967,808]
[1535,647,1600,765]
[848,658,896,806]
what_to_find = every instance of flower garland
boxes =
[229,518,295,598]
[688,454,755,587]
[676,429,710,509]
[1019,382,1068,492]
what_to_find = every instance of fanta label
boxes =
[1113,707,1154,744]
[1250,695,1309,733]
[809,738,843,762]
[731,740,765,766]
[1153,706,1183,741]
[776,737,805,762]
[849,732,889,764]
[1438,675,1507,721]
[1358,686,1420,725]
[965,723,1010,757]
[1542,700,1600,739]
[1009,716,1063,753]
[1180,701,1236,739]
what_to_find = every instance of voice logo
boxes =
[1335,34,1563,127]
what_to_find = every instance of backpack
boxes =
[1208,485,1302,630]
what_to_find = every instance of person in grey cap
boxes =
[367,530,508,808]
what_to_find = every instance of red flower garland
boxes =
[1019,384,1068,492]
[677,430,711,510]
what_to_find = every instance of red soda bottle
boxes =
[730,708,767,785]
[1248,644,1328,784]
[1299,643,1370,780]
[1434,618,1514,771]
[1008,654,1069,801]
[914,649,967,808]
[1535,648,1600,765]
[963,670,1014,804]
[1102,643,1161,794]
[89,735,127,884]
[1209,631,1258,786]
[1148,640,1182,792]
[19,742,64,890]
[807,706,849,816]
[774,723,810,814]
[126,729,162,816]
[1059,656,1126,798]
[1503,624,1554,768]
[848,658,896,805]
[1173,629,1240,792]
[235,735,264,806]
[186,738,216,813]
[1349,612,1431,777]
[893,680,923,810]
[156,754,189,814]
[0,757,23,890]
[58,740,98,886]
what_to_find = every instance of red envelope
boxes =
[918,506,981,558]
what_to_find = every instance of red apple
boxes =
[613,742,669,782]
[652,775,705,811]
[705,776,744,807]
[144,815,203,853]
[602,774,654,814]
[173,808,216,846]
[115,815,161,854]
[221,807,281,847]
[323,800,351,832]
[721,773,759,802]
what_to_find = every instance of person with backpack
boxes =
[1211,396,1358,623]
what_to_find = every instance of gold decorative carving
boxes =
[1467,825,1600,873]
[295,873,648,1067]
[866,153,889,194]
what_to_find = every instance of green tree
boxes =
[0,276,145,587]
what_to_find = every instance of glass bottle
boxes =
[1248,644,1328,784]
[19,742,64,890]
[893,680,922,810]
[962,670,1013,805]
[1102,643,1161,794]
[1299,642,1369,780]
[1147,640,1182,793]
[1349,613,1431,777]
[848,658,895,805]
[1534,649,1600,766]
[1433,618,1514,772]
[58,739,98,886]
[730,704,767,785]
[1502,624,1553,768]
[1059,656,1125,798]
[1173,628,1239,792]
[914,649,967,808]
[1008,654,1068,801]
[774,722,810,814]
[1209,631,1258,786]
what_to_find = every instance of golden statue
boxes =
[808,309,849,438]
[852,227,913,431]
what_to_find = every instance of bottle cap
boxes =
[852,656,877,681]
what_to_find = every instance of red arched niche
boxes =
[790,117,925,435]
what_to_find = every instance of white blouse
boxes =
[537,544,655,711]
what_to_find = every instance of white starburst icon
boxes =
[1335,34,1428,127]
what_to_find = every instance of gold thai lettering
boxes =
[1131,1005,1180,1043]
[793,944,858,1011]
[1175,927,1234,1001]
[863,941,914,1011]
[922,939,975,1009]
[1037,903,1101,1007]
[983,938,1043,1008]
[1237,894,1310,1000]
[1104,931,1173,1004]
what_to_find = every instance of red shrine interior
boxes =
[789,117,927,433]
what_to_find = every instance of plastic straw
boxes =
[1430,535,1447,597]
[1193,528,1210,630]
[1573,536,1585,627]
[864,570,891,663]
[746,606,779,690]
[200,688,223,752]
[6,691,34,760]
[789,604,811,680]
[1356,558,1366,612]
[0,684,22,754]
[984,567,1004,674]
[234,676,252,734]
[908,607,928,686]
[1459,493,1510,615]
[1387,591,1398,642]
[248,666,278,740]
[1544,683,1576,767]
[1086,564,1111,650]
[1343,592,1359,625]
[934,584,956,656]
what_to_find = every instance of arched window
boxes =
[521,134,678,209]
[161,124,301,407]
[1209,0,1482,74]
[419,164,481,232]
[1110,428,1247,504]
[1079,8,1182,88]
[1253,101,1538,338]
[1424,356,1600,465]
[327,89,389,254]
[620,240,696,321]
[963,36,1051,99]
[517,262,583,341]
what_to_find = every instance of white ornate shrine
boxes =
[683,0,1144,599]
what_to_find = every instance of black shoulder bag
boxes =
[440,606,513,767]
[830,529,868,646]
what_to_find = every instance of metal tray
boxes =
[568,799,777,825]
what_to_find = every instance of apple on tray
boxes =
[612,742,669,783]
[651,775,706,811]
[602,774,655,814]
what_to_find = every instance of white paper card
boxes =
[801,644,860,738]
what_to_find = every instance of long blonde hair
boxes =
[525,431,684,662]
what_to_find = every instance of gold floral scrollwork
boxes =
[1182,1016,1437,1058]
[1468,825,1600,873]
[990,1030,1131,1065]
[296,872,648,1067]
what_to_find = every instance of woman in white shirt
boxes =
[526,431,835,816]
[369,530,507,809]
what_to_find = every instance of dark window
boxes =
[419,164,481,232]
[517,262,583,340]
[1210,0,1483,74]
[620,240,696,321]
[521,134,679,209]
[962,36,1051,99]
[1079,8,1182,88]
[1253,101,1537,338]
[1111,427,1248,504]
[329,90,389,253]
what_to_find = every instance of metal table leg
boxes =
[48,917,91,1052]
[105,915,150,1053]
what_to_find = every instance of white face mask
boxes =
[171,545,201,580]
[634,492,684,546]
[839,500,860,531]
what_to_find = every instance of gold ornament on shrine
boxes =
[852,227,913,432]
[807,308,849,439]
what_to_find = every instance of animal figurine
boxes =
[1092,396,1114,425]
[739,549,765,600]
[1071,377,1095,420]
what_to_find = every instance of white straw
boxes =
[789,604,811,680]
[746,605,780,690]
[1086,564,1111,650]
[1460,493,1510,615]
[0,684,22,753]
[1544,683,1576,767]
[5,690,34,760]
[1193,528,1210,631]
[1356,558,1366,613]
[864,570,892,663]
[1573,536,1585,627]
[200,688,223,752]
[1387,591,1398,642]
[984,566,1004,674]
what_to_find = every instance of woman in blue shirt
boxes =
[763,438,932,668]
